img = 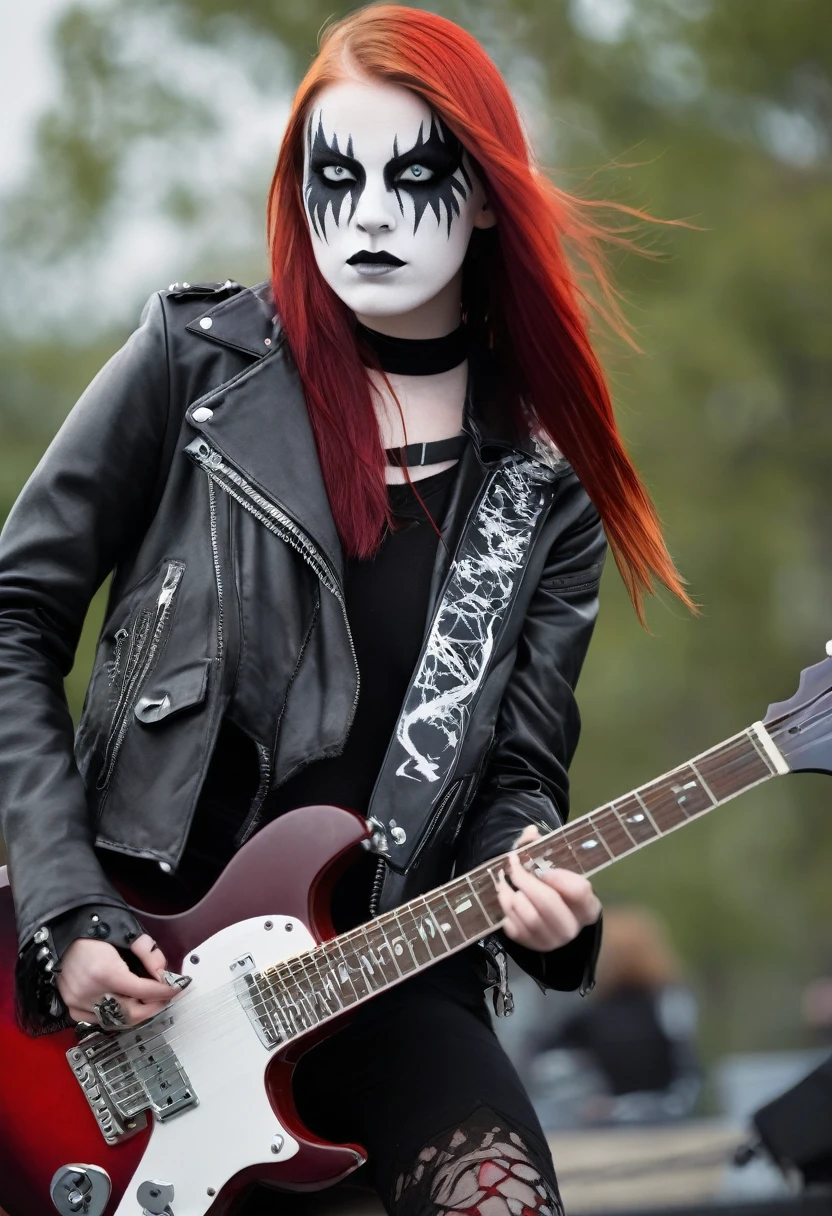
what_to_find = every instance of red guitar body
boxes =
[0,806,371,1216]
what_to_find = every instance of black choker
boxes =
[356,321,468,375]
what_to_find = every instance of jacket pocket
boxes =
[538,561,604,594]
[95,559,186,791]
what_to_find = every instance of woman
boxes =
[0,6,691,1213]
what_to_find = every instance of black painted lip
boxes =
[347,250,406,266]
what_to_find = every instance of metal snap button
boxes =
[199,316,213,330]
[192,406,213,423]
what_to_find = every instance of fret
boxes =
[689,759,717,805]
[329,936,371,1000]
[425,891,467,951]
[633,789,662,834]
[411,897,452,959]
[306,944,349,1015]
[389,909,423,971]
[610,801,638,847]
[443,876,492,939]
[645,764,713,829]
[470,868,502,927]
[246,970,286,1042]
[589,806,635,857]
[258,967,296,1039]
[535,834,579,870]
[613,794,659,843]
[562,815,615,867]
[359,922,405,986]
[282,956,321,1028]
[547,825,588,873]
[747,723,788,776]
[725,732,776,788]
[267,967,310,1035]
[343,925,387,995]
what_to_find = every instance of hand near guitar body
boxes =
[55,827,600,1030]
[498,824,603,952]
[57,933,181,1026]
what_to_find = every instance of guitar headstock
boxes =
[764,643,832,775]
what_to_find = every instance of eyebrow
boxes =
[307,113,362,174]
[385,116,466,179]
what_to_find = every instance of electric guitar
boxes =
[1,647,830,1216]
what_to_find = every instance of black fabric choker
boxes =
[356,321,468,376]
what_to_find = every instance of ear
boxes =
[472,199,497,230]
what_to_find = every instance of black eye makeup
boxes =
[305,113,365,240]
[385,116,472,236]
[304,108,473,239]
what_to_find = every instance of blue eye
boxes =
[396,164,434,183]
[322,165,356,183]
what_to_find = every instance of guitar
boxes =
[1,647,830,1216]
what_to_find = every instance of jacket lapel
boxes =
[184,287,345,584]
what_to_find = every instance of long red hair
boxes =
[267,4,693,620]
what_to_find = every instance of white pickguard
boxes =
[114,915,313,1216]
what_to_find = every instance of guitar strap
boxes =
[373,456,557,874]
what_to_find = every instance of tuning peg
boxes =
[825,640,832,657]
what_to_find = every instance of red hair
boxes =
[267,4,694,620]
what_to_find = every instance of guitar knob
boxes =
[50,1166,111,1216]
[137,1179,175,1215]
[825,639,832,657]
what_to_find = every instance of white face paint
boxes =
[302,77,491,324]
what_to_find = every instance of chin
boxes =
[336,280,442,318]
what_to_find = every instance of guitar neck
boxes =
[255,721,787,1038]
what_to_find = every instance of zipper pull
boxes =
[479,935,515,1017]
[157,562,183,611]
[108,627,129,685]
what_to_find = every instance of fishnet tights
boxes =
[392,1108,565,1216]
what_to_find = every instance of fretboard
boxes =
[249,723,782,1044]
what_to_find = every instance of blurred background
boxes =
[1,0,831,1205]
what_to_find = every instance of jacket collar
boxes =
[185,280,281,359]
[187,281,552,469]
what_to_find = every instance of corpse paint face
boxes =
[301,77,493,321]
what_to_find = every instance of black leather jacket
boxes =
[0,280,606,1009]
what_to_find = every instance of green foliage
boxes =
[1,0,831,1060]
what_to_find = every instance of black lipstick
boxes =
[347,250,406,266]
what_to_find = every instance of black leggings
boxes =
[238,954,564,1216]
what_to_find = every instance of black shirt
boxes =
[264,462,460,929]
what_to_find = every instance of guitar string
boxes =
[97,729,776,1093]
[97,729,780,1099]
[98,732,773,1097]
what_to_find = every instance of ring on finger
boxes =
[92,993,126,1030]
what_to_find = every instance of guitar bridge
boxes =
[67,1018,198,1144]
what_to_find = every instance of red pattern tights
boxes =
[392,1108,564,1216]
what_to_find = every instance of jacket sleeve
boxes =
[0,291,171,953]
[455,480,607,993]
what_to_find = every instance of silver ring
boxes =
[92,993,126,1030]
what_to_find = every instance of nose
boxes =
[352,174,398,237]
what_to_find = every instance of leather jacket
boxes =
[0,280,606,1010]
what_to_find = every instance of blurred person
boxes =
[533,906,701,1125]
[0,6,695,1213]
[802,966,832,1046]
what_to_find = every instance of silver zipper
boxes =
[99,611,151,774]
[186,440,361,749]
[207,479,224,663]
[96,561,185,791]
[107,628,129,689]
[368,857,386,918]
